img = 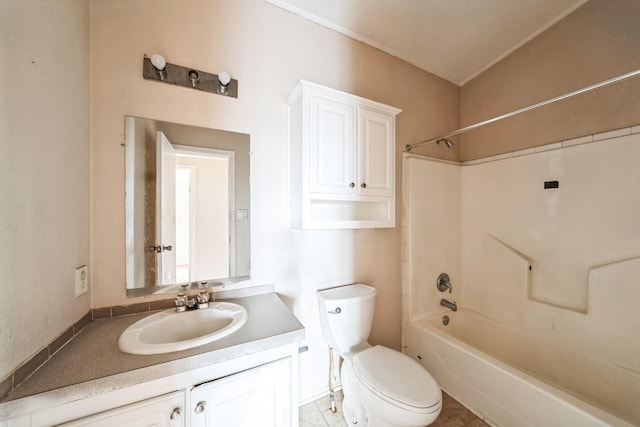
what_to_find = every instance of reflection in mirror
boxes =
[125,117,250,297]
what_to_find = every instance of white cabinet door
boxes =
[308,94,356,196]
[60,391,185,427]
[357,106,395,197]
[189,358,292,427]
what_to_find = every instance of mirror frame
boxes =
[124,116,251,297]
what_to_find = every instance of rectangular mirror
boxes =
[125,116,250,297]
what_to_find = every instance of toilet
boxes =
[317,284,442,427]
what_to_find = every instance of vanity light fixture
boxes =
[218,71,231,95]
[142,53,238,98]
[150,53,167,80]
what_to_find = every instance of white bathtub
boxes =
[406,309,636,427]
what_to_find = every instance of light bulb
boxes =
[218,71,231,86]
[150,54,166,71]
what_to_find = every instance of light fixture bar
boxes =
[142,56,238,98]
[406,68,640,152]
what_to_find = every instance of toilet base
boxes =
[339,350,441,427]
[341,359,365,425]
[342,396,361,426]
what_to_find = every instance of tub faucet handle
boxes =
[437,273,453,293]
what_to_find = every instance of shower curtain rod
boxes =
[405,68,640,152]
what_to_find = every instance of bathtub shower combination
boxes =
[403,129,640,426]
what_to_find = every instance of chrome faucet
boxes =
[437,273,453,293]
[174,282,214,312]
[440,298,457,312]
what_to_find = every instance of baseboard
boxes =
[298,384,342,407]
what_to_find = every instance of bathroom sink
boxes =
[118,302,247,355]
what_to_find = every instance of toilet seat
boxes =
[353,345,441,413]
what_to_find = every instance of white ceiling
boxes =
[266,0,589,86]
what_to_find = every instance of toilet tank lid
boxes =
[317,284,376,304]
[354,345,441,409]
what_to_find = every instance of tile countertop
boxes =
[0,292,305,421]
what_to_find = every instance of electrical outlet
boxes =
[75,265,88,297]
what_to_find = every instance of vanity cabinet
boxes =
[60,391,185,427]
[287,80,401,229]
[7,347,299,427]
[189,358,292,427]
[57,358,292,427]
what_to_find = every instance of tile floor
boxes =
[300,390,489,427]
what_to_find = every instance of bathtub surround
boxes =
[403,126,640,425]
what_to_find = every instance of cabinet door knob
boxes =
[349,182,355,188]
[360,183,367,188]
[170,407,181,420]
[195,400,206,414]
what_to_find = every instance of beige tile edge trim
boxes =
[0,311,92,399]
[462,124,639,166]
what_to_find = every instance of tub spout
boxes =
[440,298,457,312]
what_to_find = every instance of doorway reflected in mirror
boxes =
[124,116,250,297]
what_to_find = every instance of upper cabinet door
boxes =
[357,107,395,197]
[308,94,356,195]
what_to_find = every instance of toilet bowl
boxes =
[318,284,442,426]
[354,345,442,426]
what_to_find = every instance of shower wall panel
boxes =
[404,156,461,322]
[460,131,640,373]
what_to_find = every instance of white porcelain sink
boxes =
[118,302,247,355]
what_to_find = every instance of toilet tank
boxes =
[317,284,376,354]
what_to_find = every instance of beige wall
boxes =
[90,0,458,400]
[0,0,90,380]
[460,0,640,161]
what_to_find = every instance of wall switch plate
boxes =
[75,265,88,297]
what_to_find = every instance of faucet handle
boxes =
[196,290,210,309]
[175,293,188,312]
[437,273,453,293]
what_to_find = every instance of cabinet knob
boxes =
[170,407,181,420]
[361,183,367,188]
[349,182,355,188]
[195,400,206,414]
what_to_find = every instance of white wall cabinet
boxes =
[288,80,401,229]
